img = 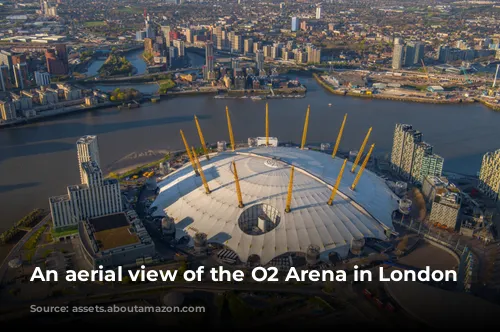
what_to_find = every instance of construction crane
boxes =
[493,64,500,88]
[490,64,500,96]
[420,59,429,81]
[460,67,472,84]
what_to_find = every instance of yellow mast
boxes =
[351,127,372,173]
[192,147,211,194]
[226,106,235,151]
[180,130,198,175]
[327,158,347,205]
[194,115,209,160]
[265,103,269,146]
[332,113,347,158]
[351,144,375,191]
[300,105,310,150]
[232,161,244,208]
[285,166,295,213]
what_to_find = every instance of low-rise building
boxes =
[78,212,155,269]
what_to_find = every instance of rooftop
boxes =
[94,226,140,251]
[151,147,399,264]
[89,212,129,232]
[76,135,97,145]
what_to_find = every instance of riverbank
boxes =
[313,73,477,106]
[0,101,115,129]
[478,98,500,111]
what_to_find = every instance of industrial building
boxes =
[150,106,399,265]
[478,149,500,202]
[78,211,155,269]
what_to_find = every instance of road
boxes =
[0,214,51,282]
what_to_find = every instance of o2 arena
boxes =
[150,106,400,265]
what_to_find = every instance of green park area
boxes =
[109,87,142,102]
[158,79,176,94]
[52,224,79,238]
[98,54,133,77]
[84,21,107,27]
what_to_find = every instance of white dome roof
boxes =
[151,147,398,265]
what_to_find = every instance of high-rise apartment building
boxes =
[0,101,16,121]
[392,38,404,70]
[244,38,253,54]
[50,136,122,229]
[291,17,299,32]
[390,124,443,184]
[77,135,100,183]
[316,6,322,19]
[161,25,171,47]
[0,64,12,91]
[185,28,192,43]
[404,41,424,67]
[232,34,243,53]
[263,45,272,58]
[253,41,262,53]
[478,149,500,202]
[173,40,185,57]
[204,41,216,81]
[306,44,321,63]
[255,50,264,72]
[214,26,223,50]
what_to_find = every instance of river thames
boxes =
[0,53,500,230]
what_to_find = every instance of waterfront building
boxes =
[0,101,16,121]
[49,160,122,229]
[291,17,299,32]
[11,55,29,89]
[204,41,216,80]
[390,124,443,184]
[34,71,51,87]
[50,136,122,229]
[173,40,185,57]
[0,64,13,91]
[479,149,500,202]
[77,135,100,183]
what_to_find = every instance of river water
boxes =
[0,53,499,230]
